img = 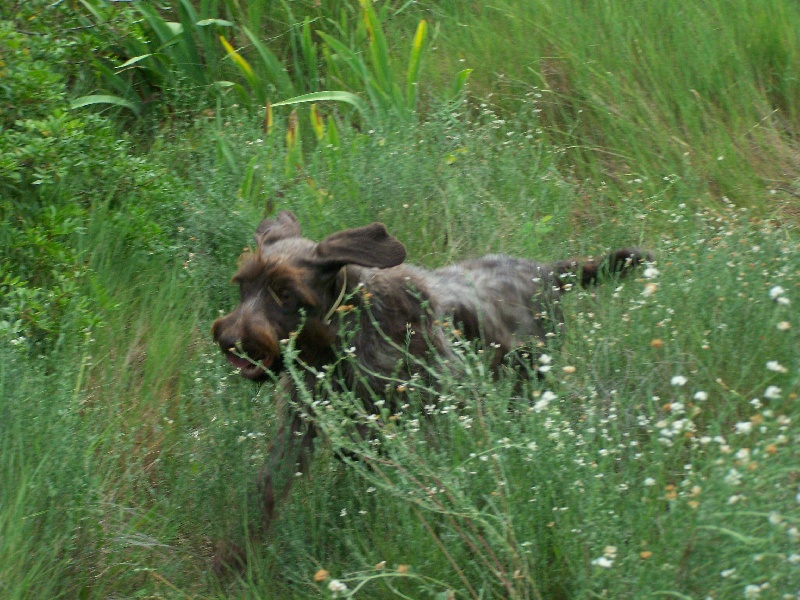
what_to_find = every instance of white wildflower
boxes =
[766,360,787,373]
[743,584,761,599]
[328,579,348,593]
[670,375,688,387]
[725,469,743,486]
[764,386,782,400]
[643,267,660,279]
[735,422,753,434]
[769,285,785,299]
[693,391,708,401]
[591,556,613,568]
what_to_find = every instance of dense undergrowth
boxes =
[1,1,799,598]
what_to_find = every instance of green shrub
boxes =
[0,21,181,346]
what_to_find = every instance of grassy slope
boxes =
[416,0,800,216]
[2,1,799,598]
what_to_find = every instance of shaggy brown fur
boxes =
[211,210,649,568]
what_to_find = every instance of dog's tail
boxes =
[552,248,652,289]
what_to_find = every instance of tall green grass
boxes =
[77,0,464,123]
[417,0,800,210]
[2,0,800,598]
[3,105,798,597]
[75,0,800,215]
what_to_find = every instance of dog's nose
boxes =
[215,330,241,353]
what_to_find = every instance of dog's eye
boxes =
[268,286,294,307]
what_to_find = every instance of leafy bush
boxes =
[0,22,103,343]
[0,20,176,345]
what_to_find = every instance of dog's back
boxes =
[419,248,649,355]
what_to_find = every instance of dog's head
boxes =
[211,211,406,380]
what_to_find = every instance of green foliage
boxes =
[1,1,800,598]
[0,17,222,346]
[77,0,468,128]
[75,0,235,114]
[415,0,800,203]
[4,197,797,598]
[276,0,468,123]
[0,24,63,123]
[0,23,113,343]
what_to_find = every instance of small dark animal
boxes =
[211,210,648,564]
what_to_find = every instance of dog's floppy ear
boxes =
[254,210,301,247]
[314,223,406,270]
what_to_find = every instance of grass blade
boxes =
[272,90,370,120]
[265,101,273,135]
[310,103,325,140]
[695,525,766,545]
[406,19,428,111]
[450,68,473,102]
[175,0,209,84]
[115,54,154,71]
[70,95,141,114]
[317,31,384,114]
[195,19,234,28]
[136,4,183,46]
[219,35,262,103]
[219,35,254,79]
[359,0,391,91]
[325,114,340,147]
[241,26,295,98]
[301,17,319,92]
[285,109,303,177]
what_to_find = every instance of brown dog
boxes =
[211,210,649,555]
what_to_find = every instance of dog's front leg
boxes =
[212,409,315,575]
[213,396,316,576]
[257,408,317,533]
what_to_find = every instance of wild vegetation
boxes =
[1,0,798,598]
